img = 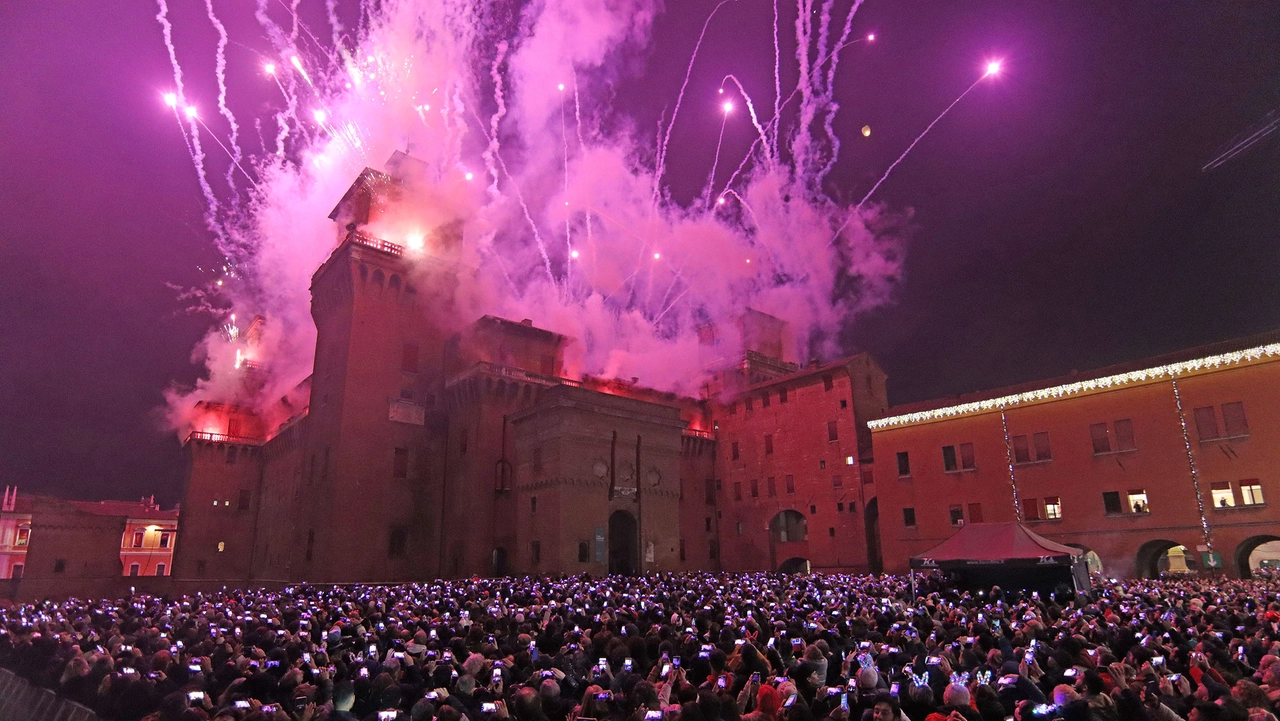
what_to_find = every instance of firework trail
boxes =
[654,0,734,198]
[194,116,259,187]
[772,0,781,159]
[704,102,732,203]
[857,70,993,208]
[325,0,345,52]
[155,0,227,252]
[721,75,769,151]
[815,0,863,186]
[482,41,509,198]
[204,0,245,207]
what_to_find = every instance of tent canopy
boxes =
[910,521,1083,570]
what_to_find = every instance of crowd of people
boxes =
[3,573,1280,721]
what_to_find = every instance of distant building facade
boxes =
[0,487,179,581]
[870,333,1280,579]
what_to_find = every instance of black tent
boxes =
[910,522,1090,595]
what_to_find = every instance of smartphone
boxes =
[718,676,728,690]
[1169,674,1181,683]
[890,683,900,697]
[482,703,498,713]
[1024,649,1035,664]
[624,658,634,671]
[751,672,761,684]
[646,712,664,721]
[767,638,775,648]
[394,651,405,659]
[261,705,279,714]
[673,657,681,668]
[784,695,798,708]
[1063,668,1077,678]
[1152,656,1164,667]
[840,693,850,711]
[189,663,202,672]
[234,700,251,709]
[360,667,370,678]
[662,664,672,677]
[294,696,309,712]
[927,656,941,665]
[1033,704,1056,716]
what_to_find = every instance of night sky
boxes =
[2,1,1278,505]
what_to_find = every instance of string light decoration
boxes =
[999,407,1022,519]
[1170,376,1214,556]
[869,343,1280,429]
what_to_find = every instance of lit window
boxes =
[1044,497,1062,520]
[1127,490,1149,514]
[217,541,225,553]
[160,532,172,549]
[133,530,145,548]
[1242,481,1265,506]
[15,528,29,547]
[736,522,743,536]
[845,455,854,465]
[1211,482,1235,508]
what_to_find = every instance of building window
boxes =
[1113,420,1136,451]
[831,474,843,489]
[1024,498,1043,521]
[1127,490,1149,514]
[745,397,753,414]
[129,563,140,576]
[897,451,911,477]
[968,503,984,523]
[1013,435,1032,464]
[942,445,958,472]
[530,496,538,514]
[709,539,719,560]
[226,445,238,464]
[704,478,716,505]
[196,560,206,575]
[840,399,848,409]
[779,387,788,403]
[733,482,742,501]
[1090,423,1111,454]
[785,475,795,494]
[1033,432,1053,460]
[861,466,874,485]
[837,502,844,512]
[731,442,740,461]
[949,505,964,526]
[15,528,29,547]
[401,343,420,373]
[11,564,22,579]
[578,541,589,562]
[388,527,408,558]
[1102,491,1122,515]
[903,508,917,527]
[1242,480,1265,506]
[1222,402,1250,438]
[849,501,857,513]
[531,541,541,564]
[155,563,166,576]
[393,447,410,479]
[845,455,855,465]
[750,479,759,498]
[53,559,66,574]
[541,354,556,376]
[1044,496,1062,520]
[160,532,172,548]
[705,516,712,531]
[1193,406,1219,441]
[959,443,975,470]
[767,477,777,497]
[810,504,817,514]
[823,374,834,391]
[237,489,251,510]
[764,434,774,455]
[217,541,226,553]
[819,459,826,469]
[828,527,836,537]
[679,540,686,561]
[133,530,145,548]
[1211,482,1235,508]
[827,421,839,442]
[761,392,770,408]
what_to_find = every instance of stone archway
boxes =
[777,557,811,574]
[1135,539,1182,579]
[491,547,509,577]
[1234,535,1280,579]
[769,510,808,543]
[608,510,638,575]
[1065,543,1104,575]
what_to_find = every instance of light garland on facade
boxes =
[1170,376,1213,555]
[999,407,1022,519]
[868,343,1280,430]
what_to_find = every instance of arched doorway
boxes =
[778,557,811,573]
[1065,543,1104,575]
[1135,539,1185,579]
[491,547,509,577]
[864,498,882,573]
[1235,535,1280,579]
[608,510,638,575]
[770,510,808,543]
